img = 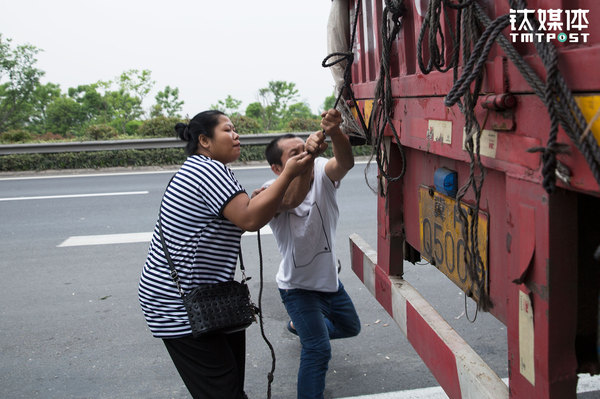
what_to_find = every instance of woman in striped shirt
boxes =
[138,110,312,398]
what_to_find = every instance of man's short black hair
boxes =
[265,134,299,166]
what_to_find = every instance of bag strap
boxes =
[238,241,248,282]
[157,216,185,297]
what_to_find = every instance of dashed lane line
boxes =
[0,191,148,201]
[57,226,273,247]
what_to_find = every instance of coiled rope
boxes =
[369,0,408,190]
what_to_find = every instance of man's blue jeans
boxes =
[279,281,361,399]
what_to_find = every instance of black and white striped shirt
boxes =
[138,155,245,338]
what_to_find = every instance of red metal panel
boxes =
[376,140,405,278]
[375,266,393,315]
[351,240,365,282]
[504,178,579,398]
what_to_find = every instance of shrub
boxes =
[125,120,143,136]
[0,129,33,143]
[138,116,184,137]
[0,144,371,172]
[0,148,187,171]
[85,124,118,141]
[230,115,262,134]
[36,132,70,141]
[287,117,321,132]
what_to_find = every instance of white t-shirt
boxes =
[265,157,340,292]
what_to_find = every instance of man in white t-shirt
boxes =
[261,109,361,399]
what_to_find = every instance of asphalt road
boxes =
[0,162,511,399]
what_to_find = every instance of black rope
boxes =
[417,0,453,74]
[322,0,369,142]
[256,230,276,399]
[369,0,408,190]
[444,15,510,107]
[465,4,493,314]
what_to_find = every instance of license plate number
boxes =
[418,186,489,301]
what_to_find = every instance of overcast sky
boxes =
[1,0,337,118]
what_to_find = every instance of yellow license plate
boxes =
[418,186,489,301]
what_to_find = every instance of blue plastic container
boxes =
[434,167,458,197]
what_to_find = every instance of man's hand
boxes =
[320,108,354,183]
[306,131,328,156]
[320,108,343,136]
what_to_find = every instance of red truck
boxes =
[326,0,600,397]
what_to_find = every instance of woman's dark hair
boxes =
[175,110,226,155]
[265,133,298,166]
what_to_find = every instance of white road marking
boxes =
[57,226,273,247]
[578,374,600,393]
[58,232,153,247]
[0,191,148,201]
[335,385,449,399]
[334,375,600,398]
[0,170,177,181]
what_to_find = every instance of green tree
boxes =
[117,69,154,107]
[104,89,143,134]
[258,80,299,130]
[29,82,61,133]
[323,93,336,112]
[68,83,110,124]
[98,69,155,133]
[287,102,314,119]
[244,102,264,130]
[45,96,87,136]
[245,102,263,119]
[282,101,318,132]
[0,34,44,132]
[154,85,184,117]
[211,95,242,116]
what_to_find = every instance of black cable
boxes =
[256,230,276,399]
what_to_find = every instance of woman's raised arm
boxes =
[223,151,313,231]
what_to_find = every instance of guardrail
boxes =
[0,132,314,155]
